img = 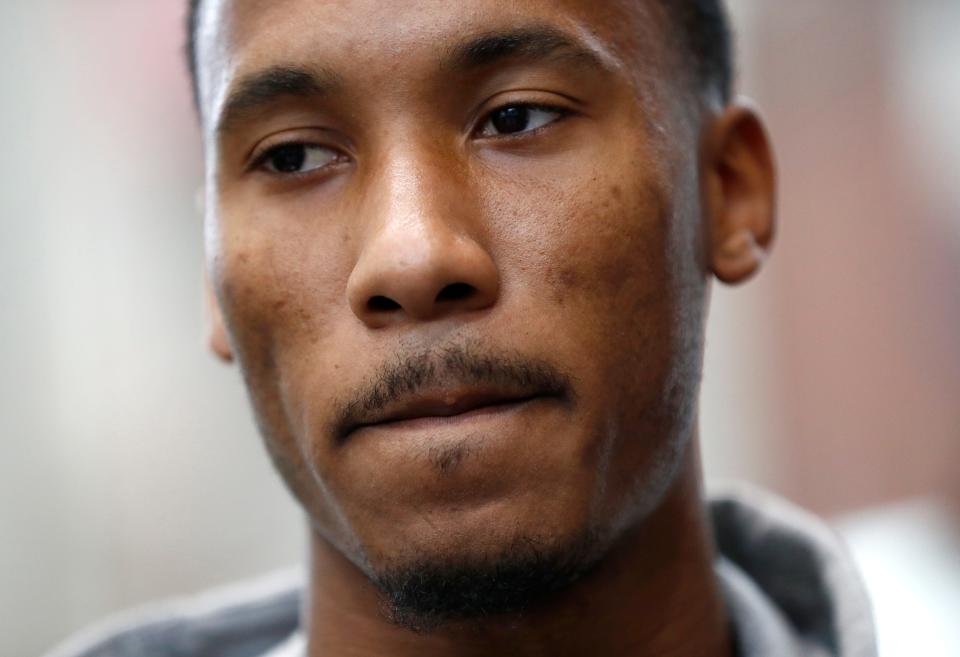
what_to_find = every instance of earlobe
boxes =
[714,227,767,283]
[204,269,234,363]
[703,100,777,285]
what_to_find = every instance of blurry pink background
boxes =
[2,2,957,655]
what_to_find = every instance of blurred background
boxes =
[1,1,957,655]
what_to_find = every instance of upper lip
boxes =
[347,386,547,435]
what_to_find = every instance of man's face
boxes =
[199,0,709,616]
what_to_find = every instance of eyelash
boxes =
[474,102,571,138]
[249,101,573,177]
[249,143,344,178]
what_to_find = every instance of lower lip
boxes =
[355,396,546,435]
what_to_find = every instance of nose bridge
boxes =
[379,134,465,236]
[364,136,469,272]
[346,135,500,328]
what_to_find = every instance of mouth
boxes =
[344,387,556,438]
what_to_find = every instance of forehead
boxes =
[195,0,668,122]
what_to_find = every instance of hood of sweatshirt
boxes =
[711,483,876,657]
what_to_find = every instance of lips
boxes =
[345,387,548,437]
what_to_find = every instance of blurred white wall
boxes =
[2,1,957,656]
[0,3,303,655]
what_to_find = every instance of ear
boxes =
[702,101,777,285]
[204,267,234,363]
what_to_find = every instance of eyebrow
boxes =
[445,25,612,75]
[216,65,342,137]
[214,25,612,137]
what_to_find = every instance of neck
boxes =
[302,449,731,657]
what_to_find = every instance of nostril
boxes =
[368,295,402,312]
[435,282,476,303]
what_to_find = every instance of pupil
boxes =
[271,145,306,172]
[491,106,529,134]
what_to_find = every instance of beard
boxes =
[367,527,606,632]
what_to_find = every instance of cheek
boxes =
[211,211,355,454]
[211,216,364,539]
[543,173,680,416]
[492,159,677,346]
[214,213,350,369]
[549,181,669,309]
[486,154,703,506]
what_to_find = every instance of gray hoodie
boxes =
[44,485,876,657]
[711,484,875,657]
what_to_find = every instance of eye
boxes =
[477,104,567,138]
[258,143,342,175]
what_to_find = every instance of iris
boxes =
[490,105,530,134]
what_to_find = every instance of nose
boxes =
[346,160,500,329]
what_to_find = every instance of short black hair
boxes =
[658,0,734,102]
[186,0,203,107]
[185,0,733,109]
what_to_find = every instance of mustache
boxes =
[331,342,574,440]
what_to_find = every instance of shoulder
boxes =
[43,567,304,657]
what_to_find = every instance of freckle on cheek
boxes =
[543,240,584,305]
[555,266,581,292]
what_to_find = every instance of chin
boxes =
[362,517,609,632]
